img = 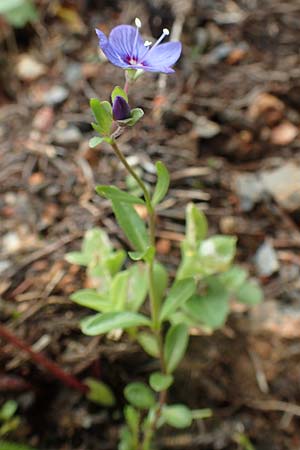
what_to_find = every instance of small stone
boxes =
[33,106,54,132]
[235,173,265,211]
[0,260,11,274]
[65,62,82,86]
[248,93,284,125]
[3,232,22,254]
[270,121,298,146]
[45,85,69,106]
[52,126,82,146]
[192,116,221,139]
[255,241,279,277]
[17,54,46,81]
[261,162,300,212]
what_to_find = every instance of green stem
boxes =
[110,139,166,449]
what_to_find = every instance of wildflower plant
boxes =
[66,18,262,450]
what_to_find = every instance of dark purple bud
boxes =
[112,96,131,121]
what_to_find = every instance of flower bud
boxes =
[112,95,131,121]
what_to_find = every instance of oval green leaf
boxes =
[112,200,149,252]
[149,372,173,392]
[85,378,115,406]
[96,185,145,205]
[111,86,128,103]
[124,382,155,409]
[164,323,189,374]
[80,311,150,336]
[70,289,109,312]
[162,404,193,429]
[137,332,159,358]
[160,278,196,322]
[152,161,170,206]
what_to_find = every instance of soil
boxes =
[1,1,300,449]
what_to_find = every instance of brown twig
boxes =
[0,324,89,395]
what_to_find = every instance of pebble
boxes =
[0,260,11,274]
[45,85,69,106]
[2,232,22,254]
[235,173,265,211]
[65,62,82,86]
[16,54,46,81]
[261,162,300,212]
[192,116,221,139]
[255,241,279,277]
[33,106,54,132]
[52,126,82,145]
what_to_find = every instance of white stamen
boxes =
[135,17,142,28]
[139,27,170,63]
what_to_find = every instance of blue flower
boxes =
[112,95,131,120]
[95,18,182,74]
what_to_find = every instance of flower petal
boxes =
[142,41,182,71]
[109,25,146,61]
[95,28,129,68]
[112,96,131,120]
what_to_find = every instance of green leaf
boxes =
[178,235,237,279]
[96,185,144,205]
[1,0,38,27]
[90,98,112,135]
[236,280,263,305]
[153,262,168,302]
[124,382,155,409]
[101,100,113,115]
[127,265,148,312]
[160,278,196,322]
[149,372,173,392]
[89,136,104,148]
[85,378,115,406]
[83,228,112,257]
[0,441,38,450]
[110,271,129,311]
[162,404,193,429]
[184,281,230,329]
[152,161,170,206]
[118,427,134,450]
[112,200,149,252]
[89,136,112,147]
[80,311,151,336]
[128,246,155,263]
[219,266,247,292]
[191,409,212,419]
[70,289,109,312]
[233,433,256,450]
[164,323,189,374]
[137,332,159,358]
[0,401,18,421]
[186,203,208,246]
[124,406,139,435]
[111,86,128,103]
[106,250,126,275]
[65,251,90,266]
[118,108,144,126]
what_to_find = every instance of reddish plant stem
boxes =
[0,324,89,395]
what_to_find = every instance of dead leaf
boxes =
[248,93,284,125]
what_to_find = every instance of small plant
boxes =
[0,400,38,450]
[0,0,38,28]
[66,18,262,449]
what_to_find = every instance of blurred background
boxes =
[1,1,300,449]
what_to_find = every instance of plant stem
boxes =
[0,324,88,395]
[110,140,167,448]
